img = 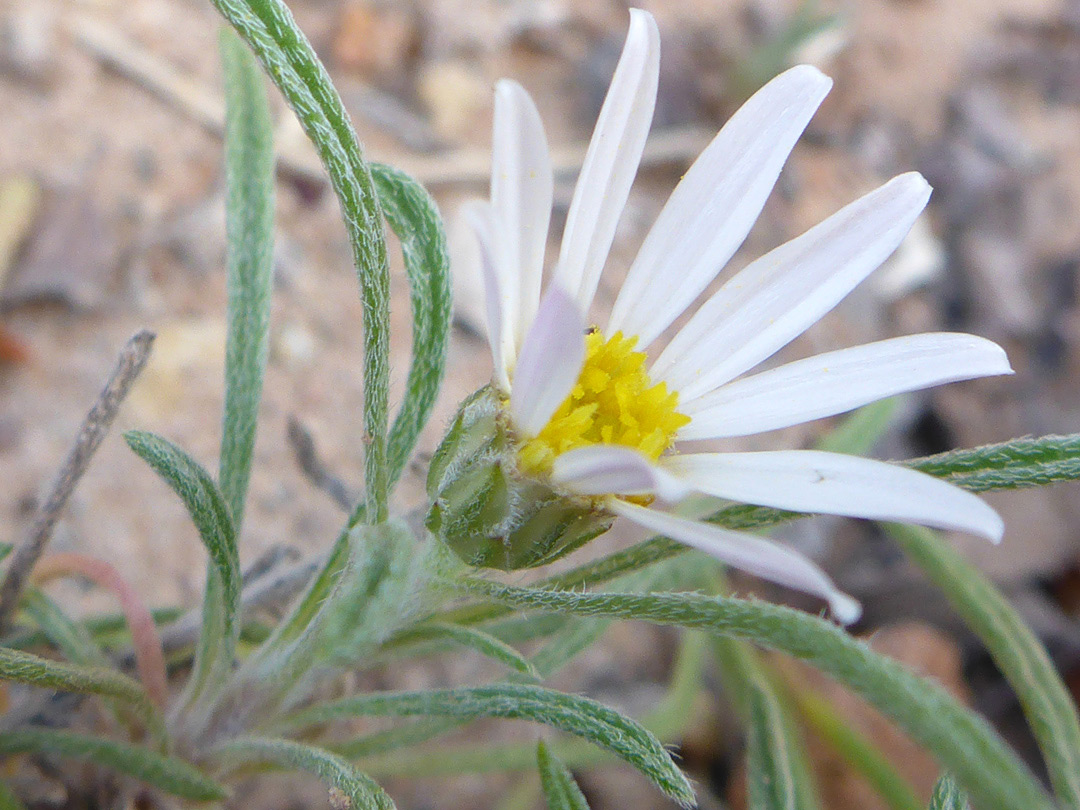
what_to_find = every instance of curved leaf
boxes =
[460,580,1053,810]
[393,622,539,680]
[371,162,451,495]
[124,430,239,702]
[219,27,275,530]
[213,736,393,809]
[208,0,391,520]
[0,646,164,747]
[889,524,1080,810]
[0,729,222,800]
[277,683,695,807]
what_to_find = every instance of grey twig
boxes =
[0,330,155,631]
[152,556,319,657]
[286,415,357,511]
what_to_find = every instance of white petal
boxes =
[459,200,514,391]
[653,173,933,400]
[609,499,861,624]
[664,450,1004,542]
[509,286,586,437]
[608,65,832,348]
[553,9,660,314]
[551,445,692,503]
[491,80,554,341]
[679,333,1012,438]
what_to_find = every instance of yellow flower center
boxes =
[517,330,691,475]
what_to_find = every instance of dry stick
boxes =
[286,415,357,511]
[152,557,319,656]
[0,330,155,632]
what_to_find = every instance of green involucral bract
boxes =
[426,386,613,571]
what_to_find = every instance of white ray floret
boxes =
[664,451,1005,542]
[607,64,832,349]
[552,445,692,503]
[677,333,1012,439]
[453,8,1013,624]
[553,8,660,314]
[652,172,933,401]
[609,500,863,624]
[509,286,586,438]
[490,79,553,345]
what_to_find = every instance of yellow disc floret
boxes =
[517,330,691,474]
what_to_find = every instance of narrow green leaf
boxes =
[124,430,239,701]
[907,433,1080,491]
[888,523,1080,810]
[461,581,1053,810]
[0,543,12,564]
[209,0,391,520]
[537,741,590,810]
[711,637,819,810]
[0,729,224,801]
[393,622,539,680]
[792,690,921,810]
[344,630,707,778]
[277,684,695,807]
[219,26,275,530]
[0,780,27,810]
[928,774,970,810]
[0,646,164,747]
[370,163,451,496]
[213,736,393,809]
[746,686,798,810]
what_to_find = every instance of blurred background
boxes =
[2,0,1080,807]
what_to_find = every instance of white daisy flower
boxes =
[446,9,1012,624]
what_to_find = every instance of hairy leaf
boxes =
[711,637,818,810]
[0,646,164,747]
[21,588,108,667]
[537,741,590,810]
[393,622,539,680]
[0,729,223,800]
[277,684,695,806]
[461,581,1053,810]
[208,0,391,519]
[746,686,798,810]
[370,163,451,496]
[889,524,1080,810]
[213,736,394,809]
[907,433,1080,491]
[124,431,239,702]
[928,775,970,810]
[219,27,275,530]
